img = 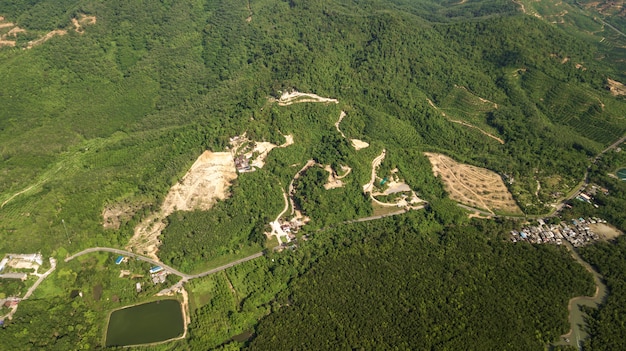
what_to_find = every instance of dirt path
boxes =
[513,0,527,14]
[427,99,504,144]
[333,110,369,150]
[27,29,67,49]
[246,0,253,22]
[180,287,190,330]
[335,111,347,138]
[448,119,505,144]
[1,184,38,208]
[535,180,541,198]
[288,160,316,215]
[363,150,386,194]
[71,14,96,34]
[275,189,289,223]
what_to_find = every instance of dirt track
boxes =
[425,152,522,215]
[71,14,96,34]
[277,91,338,106]
[27,29,67,49]
[427,99,504,144]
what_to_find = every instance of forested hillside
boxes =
[1,0,625,350]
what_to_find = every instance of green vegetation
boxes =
[248,216,594,350]
[579,236,626,351]
[159,171,283,273]
[1,0,626,349]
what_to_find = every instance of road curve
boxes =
[65,247,264,281]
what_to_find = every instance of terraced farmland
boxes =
[521,69,626,146]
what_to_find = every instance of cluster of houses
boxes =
[115,256,168,287]
[271,217,308,247]
[0,253,43,281]
[510,217,607,247]
[149,266,168,284]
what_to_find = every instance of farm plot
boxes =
[425,153,522,215]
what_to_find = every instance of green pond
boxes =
[617,168,626,180]
[105,299,184,347]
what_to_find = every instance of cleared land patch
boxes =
[102,202,146,230]
[275,91,338,106]
[589,223,623,241]
[71,14,96,34]
[425,152,522,215]
[323,164,351,190]
[607,78,626,96]
[127,151,237,260]
[27,30,67,49]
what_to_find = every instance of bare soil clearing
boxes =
[72,14,96,33]
[0,40,15,47]
[102,202,146,230]
[351,139,369,150]
[590,223,623,240]
[323,164,351,190]
[127,151,237,260]
[363,150,424,208]
[333,110,369,150]
[230,133,293,170]
[607,78,626,96]
[425,152,522,215]
[0,18,23,47]
[162,151,236,214]
[276,91,339,106]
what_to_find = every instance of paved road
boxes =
[65,247,264,280]
[0,258,57,321]
[185,252,264,279]
[597,134,626,161]
[23,258,56,300]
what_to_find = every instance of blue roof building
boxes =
[149,266,163,274]
[115,256,124,265]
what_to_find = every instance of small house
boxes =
[149,266,164,274]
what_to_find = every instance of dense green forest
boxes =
[1,0,626,349]
[249,217,594,350]
[580,236,626,350]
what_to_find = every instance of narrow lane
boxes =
[65,247,264,281]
